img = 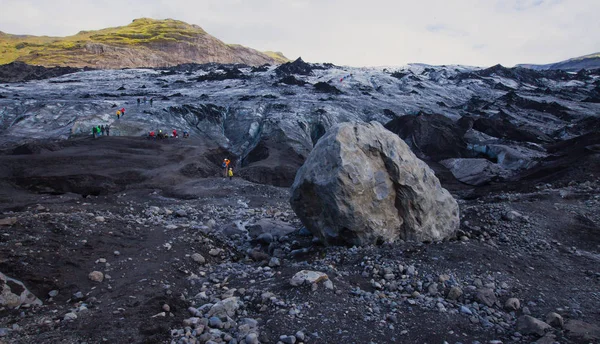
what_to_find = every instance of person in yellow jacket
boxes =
[116,110,121,119]
[228,168,233,180]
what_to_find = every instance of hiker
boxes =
[116,110,121,119]
[100,125,105,136]
[143,96,147,104]
[172,129,178,138]
[183,131,189,138]
[149,98,154,107]
[137,98,140,106]
[92,126,98,139]
[158,129,164,139]
[222,158,231,177]
[120,107,125,117]
[228,167,233,180]
[106,125,110,136]
[149,131,156,139]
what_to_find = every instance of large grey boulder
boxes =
[290,121,459,246]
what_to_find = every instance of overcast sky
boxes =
[1,0,599,67]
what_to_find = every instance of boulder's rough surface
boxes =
[0,272,42,308]
[290,121,459,246]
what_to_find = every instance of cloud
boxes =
[426,24,468,37]
[0,0,598,67]
[514,0,546,11]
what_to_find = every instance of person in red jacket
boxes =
[120,108,125,117]
[172,129,178,138]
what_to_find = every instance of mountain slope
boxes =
[517,52,600,71]
[0,18,288,68]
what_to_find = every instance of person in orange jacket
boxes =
[222,158,231,177]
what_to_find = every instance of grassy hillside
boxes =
[263,51,289,64]
[0,18,288,67]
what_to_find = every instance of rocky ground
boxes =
[0,136,599,344]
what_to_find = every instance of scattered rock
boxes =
[88,271,104,282]
[63,312,77,321]
[208,316,223,328]
[563,320,600,341]
[517,315,552,336]
[505,298,521,311]
[290,270,329,287]
[280,335,297,344]
[207,297,240,318]
[447,286,463,300]
[545,312,564,328]
[460,306,473,315]
[534,333,557,344]
[427,282,439,295]
[476,288,497,307]
[0,272,43,308]
[257,233,274,244]
[249,249,269,262]
[191,253,206,264]
[323,279,335,290]
[248,219,296,239]
[268,257,281,267]
[0,217,17,226]
[246,333,259,344]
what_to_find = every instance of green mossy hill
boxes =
[88,18,208,45]
[0,18,289,68]
[263,51,289,64]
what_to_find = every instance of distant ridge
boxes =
[0,18,289,69]
[517,52,600,71]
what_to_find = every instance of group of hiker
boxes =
[92,125,110,138]
[137,97,154,107]
[148,129,189,139]
[116,107,126,119]
[223,158,234,180]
